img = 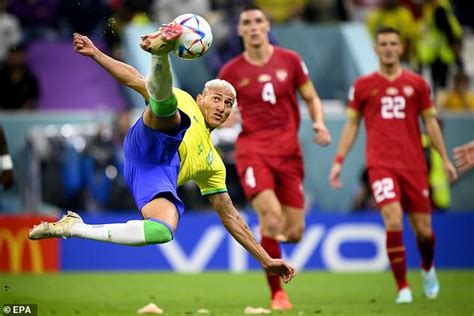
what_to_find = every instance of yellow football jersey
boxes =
[173,88,228,195]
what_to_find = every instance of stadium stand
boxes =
[27,40,126,111]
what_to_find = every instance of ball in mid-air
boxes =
[172,14,213,60]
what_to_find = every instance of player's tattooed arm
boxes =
[209,192,296,282]
[209,192,268,261]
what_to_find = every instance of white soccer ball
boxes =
[172,14,213,60]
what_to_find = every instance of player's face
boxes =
[198,87,235,129]
[238,9,270,47]
[374,32,403,66]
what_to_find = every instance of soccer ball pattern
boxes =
[172,14,213,60]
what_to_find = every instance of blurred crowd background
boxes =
[0,0,473,215]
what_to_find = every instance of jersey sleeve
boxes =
[290,51,310,88]
[417,78,437,117]
[195,155,228,196]
[348,80,362,113]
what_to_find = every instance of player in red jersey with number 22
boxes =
[219,4,331,310]
[329,26,457,304]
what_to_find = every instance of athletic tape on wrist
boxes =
[149,94,178,117]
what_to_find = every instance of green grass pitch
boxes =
[1,270,473,315]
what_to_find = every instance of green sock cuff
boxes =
[144,219,174,244]
[149,94,178,117]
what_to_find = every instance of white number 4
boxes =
[381,96,406,119]
[372,177,396,203]
[261,82,276,105]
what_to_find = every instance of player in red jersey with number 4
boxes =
[219,4,331,310]
[329,26,457,304]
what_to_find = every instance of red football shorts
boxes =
[236,152,305,209]
[367,167,431,213]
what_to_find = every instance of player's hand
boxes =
[329,162,343,189]
[453,141,474,173]
[140,24,183,55]
[443,159,458,183]
[73,33,97,57]
[312,122,331,146]
[0,170,14,190]
[263,259,296,283]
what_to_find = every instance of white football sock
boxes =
[71,221,146,246]
[146,54,173,101]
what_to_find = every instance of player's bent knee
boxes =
[144,219,174,244]
[285,227,304,243]
[415,227,432,240]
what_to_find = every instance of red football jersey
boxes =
[349,70,434,171]
[219,46,310,155]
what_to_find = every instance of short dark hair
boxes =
[241,3,263,13]
[376,26,401,37]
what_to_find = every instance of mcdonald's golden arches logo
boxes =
[0,216,59,273]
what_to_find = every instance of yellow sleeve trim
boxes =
[421,107,437,118]
[347,108,361,121]
[201,188,228,196]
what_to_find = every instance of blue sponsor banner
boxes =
[61,212,474,271]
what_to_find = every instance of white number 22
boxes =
[261,82,276,105]
[381,96,406,119]
[372,177,396,203]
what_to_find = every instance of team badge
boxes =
[207,149,214,165]
[386,87,398,95]
[258,74,272,83]
[238,78,250,87]
[403,85,414,97]
[276,69,288,82]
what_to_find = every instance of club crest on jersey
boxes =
[403,85,414,97]
[238,78,250,88]
[276,69,288,82]
[386,87,398,95]
[258,74,272,83]
[207,149,214,165]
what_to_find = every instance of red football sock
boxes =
[260,235,282,297]
[386,230,408,290]
[417,233,436,271]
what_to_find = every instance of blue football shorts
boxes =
[123,110,191,217]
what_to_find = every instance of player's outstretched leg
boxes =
[29,211,83,239]
[29,211,174,245]
[140,24,182,55]
[422,266,440,299]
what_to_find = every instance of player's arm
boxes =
[73,33,149,100]
[299,80,331,146]
[422,112,458,182]
[329,109,361,189]
[207,192,295,283]
[0,125,14,190]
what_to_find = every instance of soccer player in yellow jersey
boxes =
[29,25,295,282]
